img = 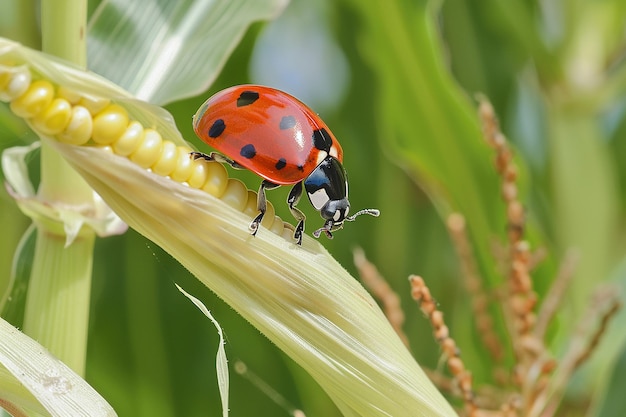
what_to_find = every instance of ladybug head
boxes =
[303,156,380,239]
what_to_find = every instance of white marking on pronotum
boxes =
[308,189,330,210]
[315,151,328,166]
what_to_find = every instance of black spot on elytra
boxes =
[237,91,259,107]
[209,119,225,138]
[240,144,256,159]
[275,158,287,170]
[312,128,332,152]
[279,115,297,130]
[297,164,304,172]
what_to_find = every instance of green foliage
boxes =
[336,0,626,413]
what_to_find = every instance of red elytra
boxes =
[191,85,378,245]
[193,85,343,185]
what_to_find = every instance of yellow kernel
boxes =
[0,70,31,101]
[187,161,208,188]
[282,226,295,242]
[269,215,285,235]
[31,98,72,135]
[260,201,276,229]
[130,128,163,168]
[97,145,114,155]
[92,104,129,145]
[10,79,54,118]
[57,86,81,104]
[221,178,248,211]
[112,121,144,156]
[0,71,10,91]
[79,95,111,115]
[57,105,93,145]
[152,140,178,176]
[200,161,228,197]
[242,195,276,229]
[170,146,194,182]
[243,190,258,218]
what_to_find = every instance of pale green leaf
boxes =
[1,141,39,198]
[87,0,289,105]
[0,318,117,417]
[176,284,229,417]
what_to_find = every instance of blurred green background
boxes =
[2,0,626,416]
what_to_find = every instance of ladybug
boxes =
[191,85,379,245]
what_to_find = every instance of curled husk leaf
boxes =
[2,142,128,246]
[50,138,455,416]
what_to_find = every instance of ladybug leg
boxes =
[313,221,334,240]
[287,182,306,245]
[250,180,280,236]
[190,151,244,169]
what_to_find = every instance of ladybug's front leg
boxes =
[313,221,334,240]
[287,182,306,245]
[250,180,280,236]
[190,151,244,169]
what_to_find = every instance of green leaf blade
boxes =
[87,0,288,105]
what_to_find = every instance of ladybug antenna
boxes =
[346,208,380,222]
[313,209,380,240]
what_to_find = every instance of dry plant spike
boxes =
[447,213,505,365]
[478,97,542,383]
[528,247,548,271]
[571,290,621,370]
[477,97,525,246]
[353,247,409,347]
[534,249,580,340]
[529,286,621,417]
[410,275,478,417]
[0,399,28,417]
[510,242,536,335]
[425,369,511,413]
[478,97,564,417]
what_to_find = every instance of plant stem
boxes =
[22,0,94,376]
[22,229,95,373]
[41,0,87,68]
